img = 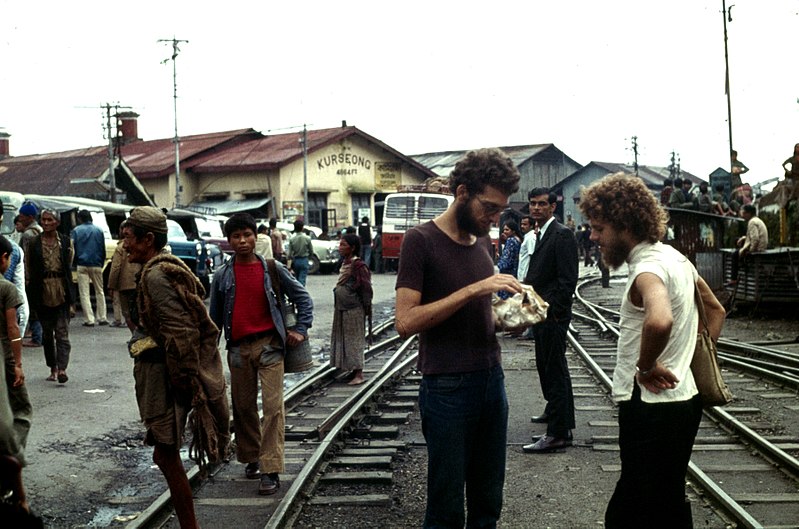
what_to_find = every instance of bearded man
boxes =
[395,148,522,528]
[580,173,725,528]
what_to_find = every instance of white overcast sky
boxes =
[1,1,797,188]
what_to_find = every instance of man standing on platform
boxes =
[123,207,230,529]
[579,172,725,528]
[16,203,42,349]
[72,210,108,326]
[287,219,313,286]
[522,187,578,453]
[210,213,313,496]
[395,148,522,528]
[727,204,768,286]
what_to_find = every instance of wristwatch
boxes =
[635,364,655,376]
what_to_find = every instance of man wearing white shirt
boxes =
[580,173,725,528]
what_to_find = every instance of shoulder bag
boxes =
[690,284,733,407]
[266,259,314,373]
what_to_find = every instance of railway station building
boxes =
[0,117,437,236]
[117,116,436,234]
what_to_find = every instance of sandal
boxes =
[46,372,57,382]
[57,371,68,384]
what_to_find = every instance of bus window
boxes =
[418,196,451,219]
[385,196,415,218]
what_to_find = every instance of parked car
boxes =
[263,220,340,274]
[167,208,231,254]
[166,219,213,293]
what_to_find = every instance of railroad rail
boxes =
[572,277,799,528]
[127,313,422,529]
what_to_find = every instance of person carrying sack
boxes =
[209,213,313,496]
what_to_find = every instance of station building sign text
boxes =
[316,153,372,176]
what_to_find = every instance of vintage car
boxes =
[267,221,340,274]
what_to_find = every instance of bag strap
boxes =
[694,282,710,332]
[266,258,284,306]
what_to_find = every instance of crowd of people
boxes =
[0,203,378,526]
[395,148,727,528]
[1,149,755,527]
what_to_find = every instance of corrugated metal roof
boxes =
[0,146,108,195]
[411,144,559,177]
[188,196,271,215]
[186,126,437,179]
[553,161,703,197]
[120,128,259,178]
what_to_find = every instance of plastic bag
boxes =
[492,285,549,331]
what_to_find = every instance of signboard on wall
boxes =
[375,161,401,190]
[282,201,305,222]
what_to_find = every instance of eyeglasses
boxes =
[529,200,551,208]
[474,195,506,216]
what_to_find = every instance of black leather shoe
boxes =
[245,462,260,479]
[258,473,280,495]
[531,431,573,443]
[530,414,550,424]
[522,435,571,453]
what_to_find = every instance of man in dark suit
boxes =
[522,188,579,453]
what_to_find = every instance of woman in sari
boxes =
[497,220,523,299]
[330,234,372,385]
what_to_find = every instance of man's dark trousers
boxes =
[532,318,575,437]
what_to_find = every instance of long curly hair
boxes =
[579,172,668,243]
[449,148,520,197]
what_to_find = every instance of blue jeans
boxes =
[29,318,43,344]
[419,364,508,529]
[361,246,372,270]
[291,256,309,286]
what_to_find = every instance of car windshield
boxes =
[167,220,188,240]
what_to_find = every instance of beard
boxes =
[455,199,490,237]
[600,238,632,270]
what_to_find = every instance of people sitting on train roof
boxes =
[660,178,673,206]
[781,143,799,180]
[712,184,734,216]
[697,182,714,213]
[726,204,768,287]
[668,177,697,209]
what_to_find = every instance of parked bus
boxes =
[381,188,454,267]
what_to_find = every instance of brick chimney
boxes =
[116,111,140,144]
[0,132,9,158]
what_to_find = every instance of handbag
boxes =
[266,259,314,373]
[690,284,733,407]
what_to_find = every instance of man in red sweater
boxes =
[209,213,313,495]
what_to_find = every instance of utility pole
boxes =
[722,0,734,173]
[159,37,189,208]
[301,124,308,221]
[668,150,681,180]
[631,136,639,176]
[102,103,131,203]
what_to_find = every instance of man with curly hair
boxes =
[579,173,725,528]
[395,148,522,528]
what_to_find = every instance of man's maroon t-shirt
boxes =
[395,221,500,375]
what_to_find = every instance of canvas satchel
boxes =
[266,258,314,373]
[690,284,733,407]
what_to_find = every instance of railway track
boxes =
[572,277,799,528]
[127,314,424,529]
